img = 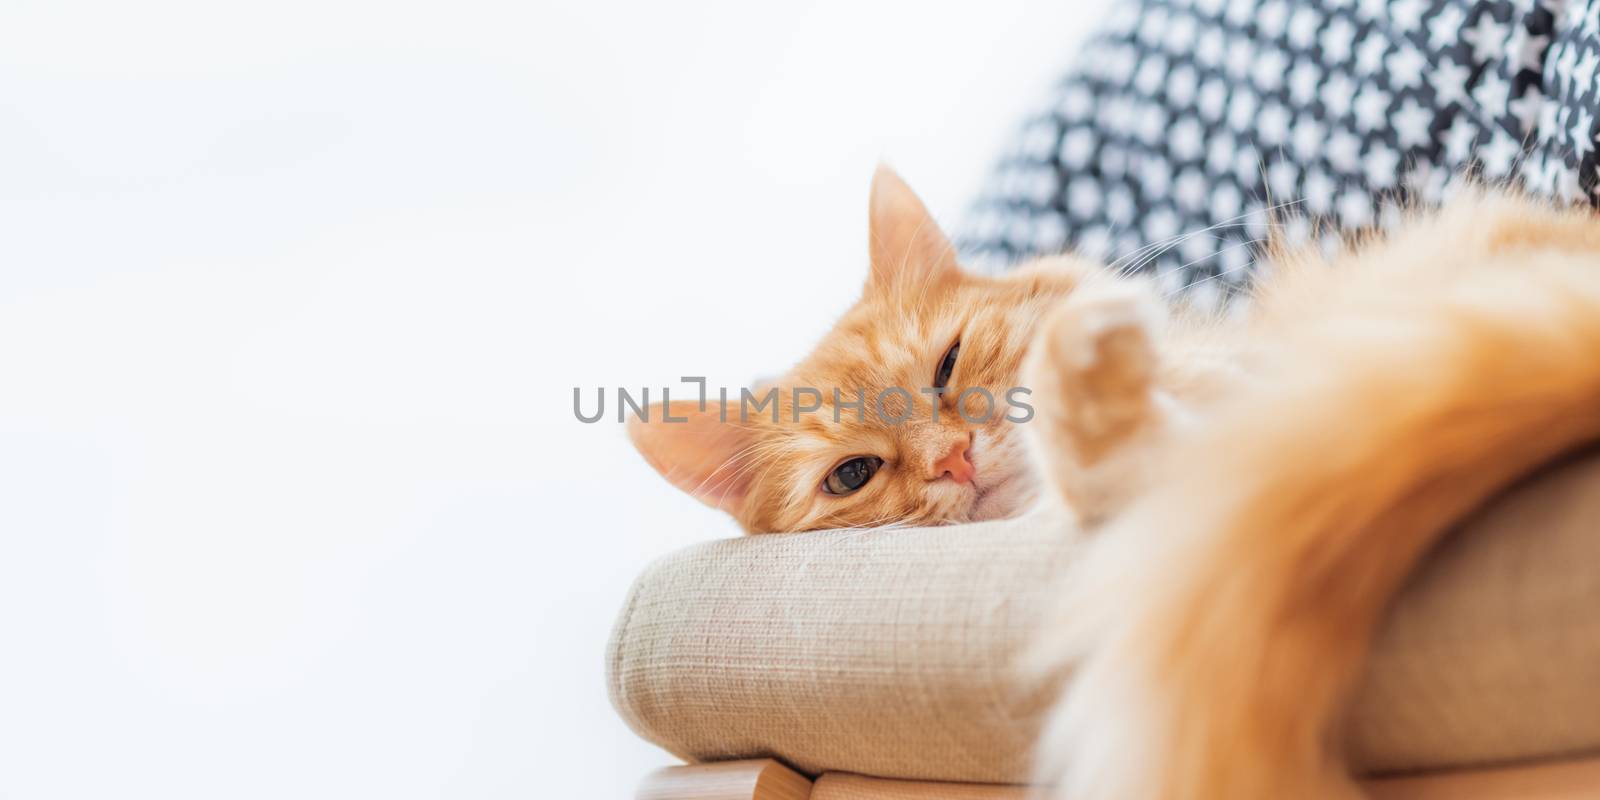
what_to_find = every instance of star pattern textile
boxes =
[960,0,1600,307]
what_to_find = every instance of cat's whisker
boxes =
[683,436,804,503]
[1105,200,1303,281]
[1102,206,1265,274]
[814,508,909,538]
[1164,237,1269,298]
[1128,199,1301,270]
[1101,229,1232,286]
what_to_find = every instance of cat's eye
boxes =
[933,341,960,390]
[823,456,883,496]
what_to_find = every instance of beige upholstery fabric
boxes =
[608,452,1600,784]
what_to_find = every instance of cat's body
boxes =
[1029,190,1600,798]
[629,169,1600,798]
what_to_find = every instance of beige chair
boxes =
[609,451,1600,798]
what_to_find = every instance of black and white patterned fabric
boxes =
[961,0,1600,307]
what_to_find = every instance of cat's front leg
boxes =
[1023,278,1171,524]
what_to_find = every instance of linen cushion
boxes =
[608,450,1600,783]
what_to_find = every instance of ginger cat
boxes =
[628,167,1098,532]
[630,168,1600,798]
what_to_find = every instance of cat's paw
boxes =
[1040,281,1162,413]
[1023,280,1166,521]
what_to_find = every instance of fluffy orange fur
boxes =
[1029,191,1600,798]
[630,169,1600,796]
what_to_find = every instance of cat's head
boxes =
[630,167,1090,533]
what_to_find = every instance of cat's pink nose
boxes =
[932,440,976,485]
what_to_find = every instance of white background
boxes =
[0,2,1104,797]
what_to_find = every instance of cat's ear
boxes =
[868,164,960,295]
[627,400,753,515]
